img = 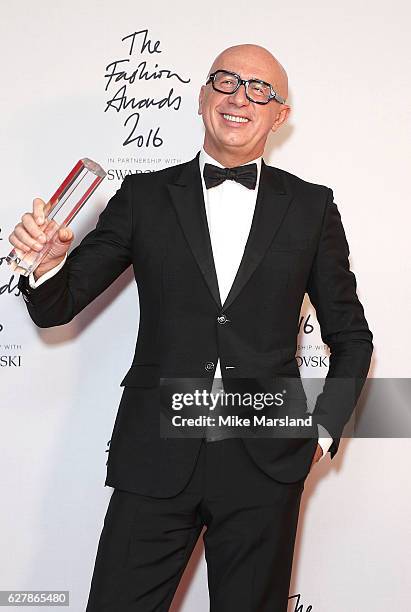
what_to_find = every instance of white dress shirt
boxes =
[28,149,333,460]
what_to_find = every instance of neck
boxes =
[203,142,262,167]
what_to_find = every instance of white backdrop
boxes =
[1,1,410,610]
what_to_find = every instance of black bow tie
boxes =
[203,162,257,190]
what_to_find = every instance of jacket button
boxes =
[205,362,215,371]
[217,314,228,324]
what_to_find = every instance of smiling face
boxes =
[198,44,291,167]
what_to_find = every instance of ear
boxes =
[198,85,205,115]
[270,105,291,134]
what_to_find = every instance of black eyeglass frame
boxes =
[206,69,286,105]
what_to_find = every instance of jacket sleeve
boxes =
[18,175,133,328]
[307,187,374,458]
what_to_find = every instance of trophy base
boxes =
[6,249,40,277]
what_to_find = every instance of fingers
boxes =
[8,233,31,253]
[57,226,74,243]
[32,198,46,224]
[9,198,53,253]
[22,209,47,237]
[32,198,52,223]
[10,218,47,252]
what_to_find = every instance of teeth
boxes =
[223,114,249,123]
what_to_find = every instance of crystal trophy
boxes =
[6,158,107,276]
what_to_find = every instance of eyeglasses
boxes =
[206,69,286,105]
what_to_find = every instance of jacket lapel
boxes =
[167,152,222,307]
[167,153,294,312]
[222,159,294,311]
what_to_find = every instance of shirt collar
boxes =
[199,147,262,188]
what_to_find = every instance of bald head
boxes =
[208,44,288,101]
[198,43,291,166]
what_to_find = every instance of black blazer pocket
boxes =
[120,364,160,387]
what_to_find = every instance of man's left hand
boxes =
[310,444,323,469]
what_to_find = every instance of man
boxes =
[10,44,373,611]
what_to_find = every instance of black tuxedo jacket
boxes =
[18,152,373,497]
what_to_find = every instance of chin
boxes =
[223,135,250,147]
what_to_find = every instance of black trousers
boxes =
[86,438,305,611]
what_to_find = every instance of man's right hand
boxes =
[8,198,75,280]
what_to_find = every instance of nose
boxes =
[228,82,250,106]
